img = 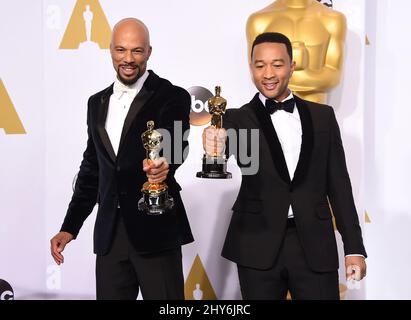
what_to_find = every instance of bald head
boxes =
[111,18,150,47]
[110,18,152,85]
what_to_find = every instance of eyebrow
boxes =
[254,58,285,64]
[114,45,145,50]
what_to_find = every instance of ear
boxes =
[147,46,153,60]
[290,60,296,76]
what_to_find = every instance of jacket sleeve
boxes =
[157,87,191,184]
[60,97,99,238]
[223,109,238,160]
[327,108,367,257]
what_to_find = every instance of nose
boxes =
[123,50,133,63]
[264,65,275,79]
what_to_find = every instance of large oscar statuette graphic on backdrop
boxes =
[196,86,232,179]
[246,0,345,104]
[138,121,174,215]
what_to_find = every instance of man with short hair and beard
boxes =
[203,32,367,299]
[50,18,193,300]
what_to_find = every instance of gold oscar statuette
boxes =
[196,86,232,179]
[138,121,174,215]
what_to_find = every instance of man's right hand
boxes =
[50,231,74,265]
[202,126,227,157]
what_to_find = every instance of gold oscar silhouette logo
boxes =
[365,211,371,223]
[0,79,26,134]
[184,254,217,300]
[59,0,111,49]
[339,283,348,300]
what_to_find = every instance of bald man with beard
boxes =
[50,18,194,300]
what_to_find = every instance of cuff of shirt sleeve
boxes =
[345,254,365,259]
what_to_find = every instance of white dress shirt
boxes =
[105,71,149,155]
[259,91,300,218]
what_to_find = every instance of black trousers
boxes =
[95,215,184,300]
[237,221,339,300]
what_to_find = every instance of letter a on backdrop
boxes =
[0,79,26,134]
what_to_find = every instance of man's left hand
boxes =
[345,256,367,281]
[143,157,169,183]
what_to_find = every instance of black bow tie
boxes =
[265,98,295,114]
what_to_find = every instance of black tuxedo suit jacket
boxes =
[60,70,194,255]
[222,94,366,272]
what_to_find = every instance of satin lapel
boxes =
[97,85,116,163]
[291,96,313,188]
[118,84,154,154]
[250,94,291,185]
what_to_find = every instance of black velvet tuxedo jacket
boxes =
[222,94,366,272]
[61,70,194,255]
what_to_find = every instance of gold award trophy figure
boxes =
[138,121,174,215]
[246,0,347,104]
[196,86,232,179]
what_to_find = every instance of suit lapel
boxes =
[97,85,116,163]
[250,94,291,185]
[291,95,313,188]
[250,94,313,188]
[117,83,154,154]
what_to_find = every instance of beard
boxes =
[116,64,141,85]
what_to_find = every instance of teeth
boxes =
[264,83,278,89]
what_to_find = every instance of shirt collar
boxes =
[259,90,294,107]
[113,70,149,100]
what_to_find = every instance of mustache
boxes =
[119,63,138,68]
[116,64,141,85]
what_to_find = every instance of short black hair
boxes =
[251,32,293,62]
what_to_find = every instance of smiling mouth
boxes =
[263,82,278,90]
[120,65,138,76]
